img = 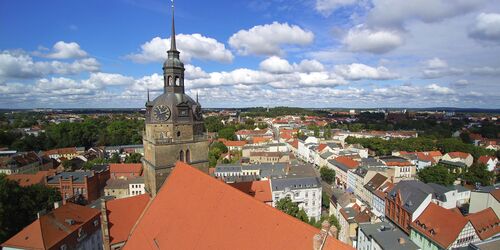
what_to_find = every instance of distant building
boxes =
[270,177,322,221]
[1,203,102,250]
[380,156,416,183]
[328,156,359,189]
[0,151,47,175]
[104,177,145,199]
[249,151,290,164]
[466,207,500,241]
[46,167,110,203]
[357,222,419,250]
[6,170,56,187]
[44,147,84,161]
[442,151,474,168]
[109,163,142,179]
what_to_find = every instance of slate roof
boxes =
[364,173,388,193]
[270,177,321,192]
[388,180,433,213]
[359,222,419,250]
[47,171,95,184]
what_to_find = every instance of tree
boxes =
[276,197,300,217]
[297,209,309,223]
[417,164,456,186]
[0,175,61,243]
[320,167,335,185]
[328,214,341,232]
[217,127,236,140]
[204,116,224,132]
[125,153,142,163]
[110,153,121,163]
[322,191,330,209]
[210,141,228,154]
[463,163,494,186]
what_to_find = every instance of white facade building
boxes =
[270,177,322,221]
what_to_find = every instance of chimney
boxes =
[313,233,322,250]
[313,220,331,250]
[100,199,111,250]
[398,237,406,244]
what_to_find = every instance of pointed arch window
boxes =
[175,76,180,86]
[167,76,173,86]
[179,150,184,162]
[186,149,191,163]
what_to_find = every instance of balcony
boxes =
[142,131,208,145]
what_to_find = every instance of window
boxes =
[179,150,184,162]
[186,149,191,163]
[177,131,181,137]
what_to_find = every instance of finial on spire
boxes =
[147,88,150,102]
[169,0,177,51]
[196,91,199,103]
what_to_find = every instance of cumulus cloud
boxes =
[259,56,294,73]
[0,50,99,79]
[34,41,88,59]
[127,34,234,63]
[367,0,485,27]
[83,72,135,87]
[469,13,500,43]
[453,79,470,87]
[422,57,463,78]
[335,63,399,80]
[343,26,404,54]
[315,0,358,16]
[296,59,325,73]
[228,22,314,56]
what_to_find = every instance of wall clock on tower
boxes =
[153,105,171,121]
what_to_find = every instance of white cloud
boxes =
[454,79,470,87]
[422,57,463,78]
[343,26,404,54]
[426,83,455,94]
[0,50,99,79]
[83,72,135,87]
[367,0,485,27]
[335,63,399,80]
[297,59,325,73]
[185,64,210,80]
[315,0,358,16]
[259,56,294,73]
[35,41,88,59]
[471,66,500,76]
[127,34,234,63]
[469,13,500,43]
[228,22,314,56]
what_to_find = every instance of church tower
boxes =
[143,1,209,196]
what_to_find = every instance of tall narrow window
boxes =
[186,149,191,163]
[175,77,180,86]
[179,150,184,162]
[167,76,172,86]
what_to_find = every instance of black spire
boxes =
[169,0,177,52]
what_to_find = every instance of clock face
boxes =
[153,105,171,121]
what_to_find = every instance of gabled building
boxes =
[385,180,434,234]
[467,207,500,241]
[1,203,102,250]
[442,151,473,168]
[478,156,499,172]
[123,161,351,250]
[380,156,415,183]
[363,173,389,209]
[410,203,479,249]
[109,163,143,179]
[328,156,359,189]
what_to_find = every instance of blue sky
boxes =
[1,0,500,109]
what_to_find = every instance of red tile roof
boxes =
[291,139,299,149]
[6,170,54,187]
[447,152,471,159]
[110,163,142,175]
[318,143,327,152]
[427,151,443,157]
[412,203,468,249]
[466,208,500,240]
[124,162,352,250]
[334,156,359,169]
[44,147,77,156]
[1,203,100,249]
[106,194,150,245]
[252,136,270,144]
[478,156,496,165]
[229,180,272,203]
[221,140,247,147]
